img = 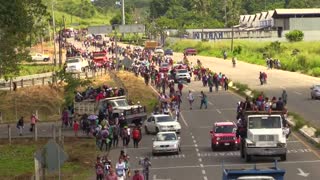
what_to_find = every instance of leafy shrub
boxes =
[311,67,320,77]
[285,30,304,42]
[297,54,307,67]
[233,45,242,55]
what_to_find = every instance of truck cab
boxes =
[210,122,240,151]
[92,51,108,67]
[239,111,287,162]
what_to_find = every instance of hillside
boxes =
[42,0,114,27]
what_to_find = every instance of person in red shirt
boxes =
[132,170,144,180]
[96,91,105,102]
[132,127,142,148]
[73,120,79,137]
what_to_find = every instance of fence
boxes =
[0,68,110,91]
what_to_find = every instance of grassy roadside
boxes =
[167,39,320,77]
[0,138,96,180]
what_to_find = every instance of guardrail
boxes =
[0,68,110,91]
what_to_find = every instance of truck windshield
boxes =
[93,53,105,57]
[66,59,80,63]
[115,100,128,106]
[215,125,235,133]
[248,116,281,129]
[178,69,188,73]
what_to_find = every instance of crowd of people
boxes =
[75,85,125,102]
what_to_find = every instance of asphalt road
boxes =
[104,79,320,180]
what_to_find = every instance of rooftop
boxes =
[273,8,320,18]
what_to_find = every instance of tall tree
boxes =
[0,0,47,79]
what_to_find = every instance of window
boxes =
[214,125,236,133]
[248,116,281,129]
[115,100,128,107]
[156,133,177,141]
[66,59,80,63]
[156,116,174,123]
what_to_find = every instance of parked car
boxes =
[210,122,240,151]
[164,49,173,56]
[65,57,89,73]
[152,132,181,155]
[184,48,197,56]
[31,53,50,62]
[174,69,191,83]
[311,85,320,99]
[144,114,181,134]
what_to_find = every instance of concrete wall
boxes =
[289,17,320,30]
[274,18,290,30]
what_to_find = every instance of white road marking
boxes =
[199,158,202,162]
[208,101,213,105]
[197,153,201,156]
[195,144,198,147]
[294,91,302,95]
[203,176,208,180]
[191,136,195,139]
[200,164,204,167]
[193,140,197,144]
[196,148,199,152]
[201,170,206,175]
[216,109,222,114]
[180,113,189,127]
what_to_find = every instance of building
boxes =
[272,8,320,38]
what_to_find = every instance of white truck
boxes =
[65,57,89,73]
[238,111,287,162]
[74,96,147,126]
[31,53,50,62]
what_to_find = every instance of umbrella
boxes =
[88,114,98,120]
[101,129,109,137]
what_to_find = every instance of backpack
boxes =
[132,129,140,139]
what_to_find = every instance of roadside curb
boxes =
[229,82,320,146]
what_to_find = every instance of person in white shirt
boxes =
[115,158,126,180]
[187,90,194,110]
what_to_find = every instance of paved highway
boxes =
[104,78,320,180]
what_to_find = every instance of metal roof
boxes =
[273,8,320,18]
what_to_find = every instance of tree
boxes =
[0,0,47,79]
[285,30,304,42]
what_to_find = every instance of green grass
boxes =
[167,39,320,77]
[0,138,95,179]
[18,64,61,76]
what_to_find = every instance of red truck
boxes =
[210,122,240,151]
[92,51,108,67]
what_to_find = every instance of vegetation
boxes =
[167,39,320,77]
[0,138,96,179]
[18,64,60,76]
[285,30,304,42]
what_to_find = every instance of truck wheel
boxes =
[280,154,287,161]
[144,126,149,134]
[240,144,244,158]
[43,58,49,62]
[245,153,251,162]
[156,127,159,134]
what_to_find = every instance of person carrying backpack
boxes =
[132,127,142,148]
[95,157,104,180]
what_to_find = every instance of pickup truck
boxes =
[65,57,89,73]
[32,53,50,62]
[223,161,285,180]
[237,111,287,162]
[74,96,147,126]
[92,51,108,67]
[210,122,240,151]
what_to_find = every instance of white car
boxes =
[175,69,191,83]
[65,57,89,73]
[154,47,164,54]
[144,114,181,134]
[31,53,50,62]
[152,132,181,155]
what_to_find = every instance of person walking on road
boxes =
[140,157,151,180]
[200,91,208,109]
[73,120,79,137]
[259,72,264,85]
[132,170,144,180]
[105,168,118,180]
[187,90,194,110]
[16,116,24,136]
[282,90,288,106]
[132,126,141,148]
[95,157,104,180]
[208,74,213,92]
[30,113,38,132]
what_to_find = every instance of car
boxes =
[184,48,197,56]
[159,62,170,73]
[210,122,240,151]
[31,53,50,62]
[155,47,164,54]
[65,57,89,73]
[152,132,181,155]
[311,85,320,99]
[144,114,181,134]
[164,49,173,56]
[175,69,191,83]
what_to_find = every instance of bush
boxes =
[233,45,242,55]
[285,30,304,42]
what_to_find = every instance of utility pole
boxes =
[231,25,234,53]
[224,0,227,27]
[121,0,125,25]
[52,0,57,66]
